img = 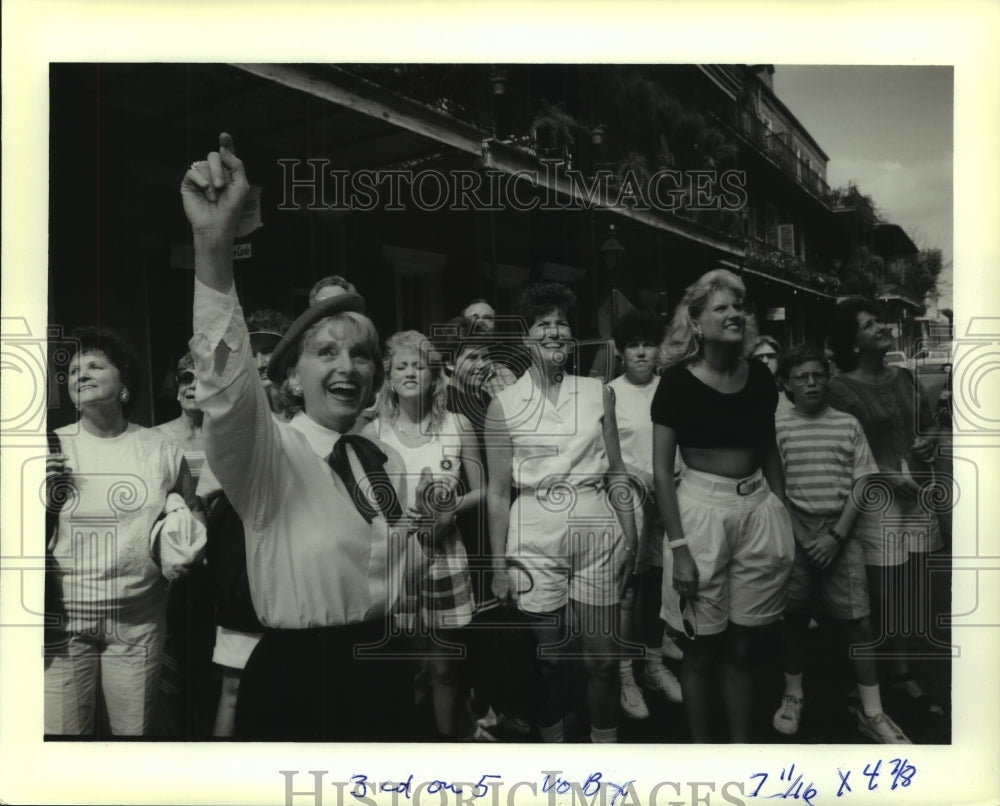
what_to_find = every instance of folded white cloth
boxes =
[150,493,207,579]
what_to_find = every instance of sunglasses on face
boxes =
[176,370,196,385]
[679,593,724,640]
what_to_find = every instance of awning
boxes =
[234,63,745,256]
[739,265,837,299]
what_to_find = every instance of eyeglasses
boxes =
[679,594,724,640]
[789,371,829,385]
[176,370,196,385]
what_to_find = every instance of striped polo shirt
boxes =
[775,405,878,518]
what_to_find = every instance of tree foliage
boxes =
[891,248,943,302]
[839,246,884,298]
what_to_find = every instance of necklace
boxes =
[393,418,431,441]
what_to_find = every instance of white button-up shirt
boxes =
[191,280,413,629]
[494,371,609,491]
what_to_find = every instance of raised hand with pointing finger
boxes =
[180,133,250,292]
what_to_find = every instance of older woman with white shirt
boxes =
[487,282,638,744]
[182,134,422,740]
[45,327,202,736]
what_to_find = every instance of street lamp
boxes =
[601,225,625,326]
[490,67,508,97]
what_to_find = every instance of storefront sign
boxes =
[235,186,262,237]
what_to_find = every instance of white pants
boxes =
[44,598,166,736]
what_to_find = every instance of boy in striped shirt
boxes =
[771,346,910,744]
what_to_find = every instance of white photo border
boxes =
[2,2,998,805]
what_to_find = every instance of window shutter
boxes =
[777,224,795,254]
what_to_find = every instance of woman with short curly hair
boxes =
[46,327,202,736]
[487,282,639,743]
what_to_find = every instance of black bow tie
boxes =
[327,435,402,524]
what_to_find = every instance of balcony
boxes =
[825,185,879,225]
[727,110,830,201]
[744,236,842,295]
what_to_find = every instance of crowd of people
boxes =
[43,134,950,743]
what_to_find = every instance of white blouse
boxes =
[493,371,609,492]
[190,279,417,629]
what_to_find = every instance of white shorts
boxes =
[507,486,624,613]
[660,468,794,636]
[212,625,263,670]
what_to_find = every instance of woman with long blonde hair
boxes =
[363,330,483,739]
[651,268,794,741]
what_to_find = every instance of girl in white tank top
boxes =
[363,330,483,739]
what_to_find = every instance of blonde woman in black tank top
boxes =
[651,270,795,742]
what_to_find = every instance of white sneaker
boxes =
[475,706,499,731]
[620,676,651,719]
[642,663,683,703]
[857,711,912,744]
[660,635,684,661]
[471,724,499,742]
[772,694,803,735]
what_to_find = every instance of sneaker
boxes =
[857,711,912,744]
[772,694,803,735]
[475,706,499,731]
[642,663,683,703]
[661,634,684,661]
[497,713,532,736]
[620,676,651,719]
[471,724,499,742]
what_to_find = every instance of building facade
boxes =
[48,62,927,426]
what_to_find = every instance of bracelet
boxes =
[667,538,689,550]
[827,527,845,544]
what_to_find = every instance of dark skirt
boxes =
[235,621,416,741]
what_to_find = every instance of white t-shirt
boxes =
[50,423,185,613]
[608,374,658,478]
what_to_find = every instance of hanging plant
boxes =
[530,101,584,158]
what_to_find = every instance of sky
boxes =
[772,65,954,309]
